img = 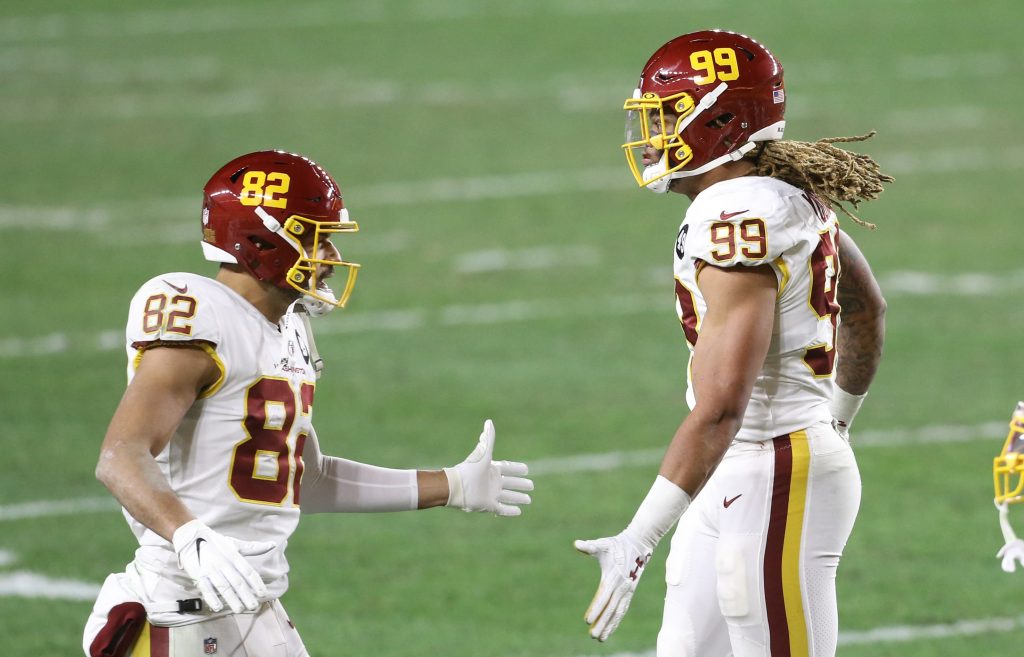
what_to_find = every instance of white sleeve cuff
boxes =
[625,475,691,548]
[830,387,867,430]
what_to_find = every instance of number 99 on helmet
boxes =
[623,29,787,192]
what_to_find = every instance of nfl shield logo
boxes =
[203,637,218,654]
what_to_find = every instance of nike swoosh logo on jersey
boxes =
[719,210,749,220]
[162,279,188,294]
[723,494,742,508]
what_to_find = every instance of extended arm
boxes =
[576,264,778,641]
[300,428,421,513]
[301,420,533,516]
[831,230,886,434]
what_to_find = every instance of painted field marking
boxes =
[3,139,1023,244]
[0,420,1003,525]
[580,612,1024,656]
[453,245,601,274]
[0,571,100,602]
[2,259,1021,361]
[527,421,1006,476]
[0,549,101,602]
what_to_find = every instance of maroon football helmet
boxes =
[201,150,359,312]
[623,30,786,192]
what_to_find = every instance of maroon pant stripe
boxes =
[150,625,169,657]
[764,434,793,657]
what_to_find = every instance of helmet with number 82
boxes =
[201,150,360,314]
[623,29,787,192]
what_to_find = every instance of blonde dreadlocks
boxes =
[753,131,894,229]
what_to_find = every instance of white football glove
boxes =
[443,420,533,516]
[172,519,275,613]
[574,529,654,642]
[997,539,1024,573]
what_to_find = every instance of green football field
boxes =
[2,0,1023,655]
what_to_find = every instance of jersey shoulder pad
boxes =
[683,177,804,267]
[125,273,224,348]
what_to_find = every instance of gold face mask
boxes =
[622,90,696,189]
[279,210,361,309]
[994,401,1024,504]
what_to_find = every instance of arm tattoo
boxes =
[835,231,886,395]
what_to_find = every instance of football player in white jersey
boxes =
[83,150,534,657]
[575,31,889,657]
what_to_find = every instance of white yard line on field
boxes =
[527,421,1006,475]
[453,245,601,274]
[582,613,1024,655]
[2,260,1022,359]
[4,141,1024,242]
[0,0,711,44]
[0,571,100,602]
[577,614,1024,656]
[0,496,116,522]
[0,420,1003,525]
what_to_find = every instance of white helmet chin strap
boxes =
[300,286,339,317]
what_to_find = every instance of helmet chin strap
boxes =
[300,286,339,317]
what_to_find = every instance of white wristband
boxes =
[625,475,691,548]
[830,387,866,431]
[442,466,463,508]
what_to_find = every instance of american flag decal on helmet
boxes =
[772,88,785,104]
[203,637,218,654]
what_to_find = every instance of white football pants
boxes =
[84,580,308,657]
[657,421,861,657]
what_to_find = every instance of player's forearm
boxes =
[834,307,885,395]
[835,231,886,395]
[300,455,419,514]
[95,443,192,541]
[658,407,741,496]
[416,470,450,509]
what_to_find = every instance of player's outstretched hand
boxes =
[997,538,1024,573]
[574,530,654,642]
[172,519,275,613]
[443,419,533,516]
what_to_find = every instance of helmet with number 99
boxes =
[623,29,786,192]
[201,150,360,314]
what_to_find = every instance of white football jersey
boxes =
[120,273,318,615]
[673,176,839,441]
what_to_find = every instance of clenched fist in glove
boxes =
[172,519,275,613]
[443,420,533,516]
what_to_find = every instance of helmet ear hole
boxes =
[706,113,735,130]
[248,235,276,251]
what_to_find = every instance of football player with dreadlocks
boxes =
[575,30,889,656]
[83,151,533,657]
